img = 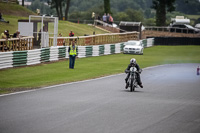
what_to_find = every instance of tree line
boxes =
[25,0,200,26]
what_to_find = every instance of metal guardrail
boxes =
[50,32,139,47]
[145,26,199,34]
[94,20,126,32]
[0,36,34,52]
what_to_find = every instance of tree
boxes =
[50,0,71,20]
[152,0,176,26]
[104,0,111,14]
[65,0,71,20]
[176,0,200,15]
[28,0,41,12]
[22,0,24,7]
[51,0,65,20]
[125,8,144,22]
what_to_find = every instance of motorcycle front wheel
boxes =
[130,78,136,92]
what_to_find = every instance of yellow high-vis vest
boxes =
[69,45,77,55]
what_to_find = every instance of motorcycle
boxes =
[125,67,141,92]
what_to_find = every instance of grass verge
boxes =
[0,45,200,94]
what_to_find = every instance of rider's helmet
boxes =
[130,58,136,66]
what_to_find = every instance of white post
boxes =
[53,17,58,46]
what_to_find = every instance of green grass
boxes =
[185,14,200,25]
[0,15,28,34]
[186,15,200,20]
[0,45,200,94]
[0,15,107,37]
[0,3,107,36]
[57,21,107,37]
[0,3,35,16]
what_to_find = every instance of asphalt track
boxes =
[0,63,200,133]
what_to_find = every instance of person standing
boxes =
[68,41,78,69]
[0,12,9,23]
[106,13,110,24]
[69,31,74,45]
[102,13,107,23]
[109,15,113,25]
[69,31,74,37]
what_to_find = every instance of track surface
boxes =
[0,64,200,133]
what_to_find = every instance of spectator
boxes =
[97,14,101,25]
[102,13,107,23]
[69,31,74,37]
[37,24,48,46]
[1,30,8,39]
[6,30,10,38]
[97,14,101,21]
[106,13,110,24]
[0,12,9,23]
[58,33,65,46]
[109,15,114,25]
[69,31,74,45]
[13,30,21,38]
[58,33,62,37]
[0,30,8,51]
[0,30,9,51]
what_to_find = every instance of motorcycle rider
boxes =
[125,58,143,88]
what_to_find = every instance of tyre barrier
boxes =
[0,43,124,69]
[0,38,155,70]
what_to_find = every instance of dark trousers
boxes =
[69,55,76,69]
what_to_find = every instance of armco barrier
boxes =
[0,43,124,69]
[154,37,200,45]
[0,38,154,69]
[0,52,13,69]
[27,49,41,65]
[13,51,27,67]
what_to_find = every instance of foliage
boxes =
[104,0,111,14]
[51,0,64,20]
[152,0,176,26]
[125,8,144,22]
[25,0,200,24]
[114,12,130,21]
[27,0,52,15]
[176,0,200,15]
[113,8,144,23]
[65,0,71,20]
[143,18,156,26]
